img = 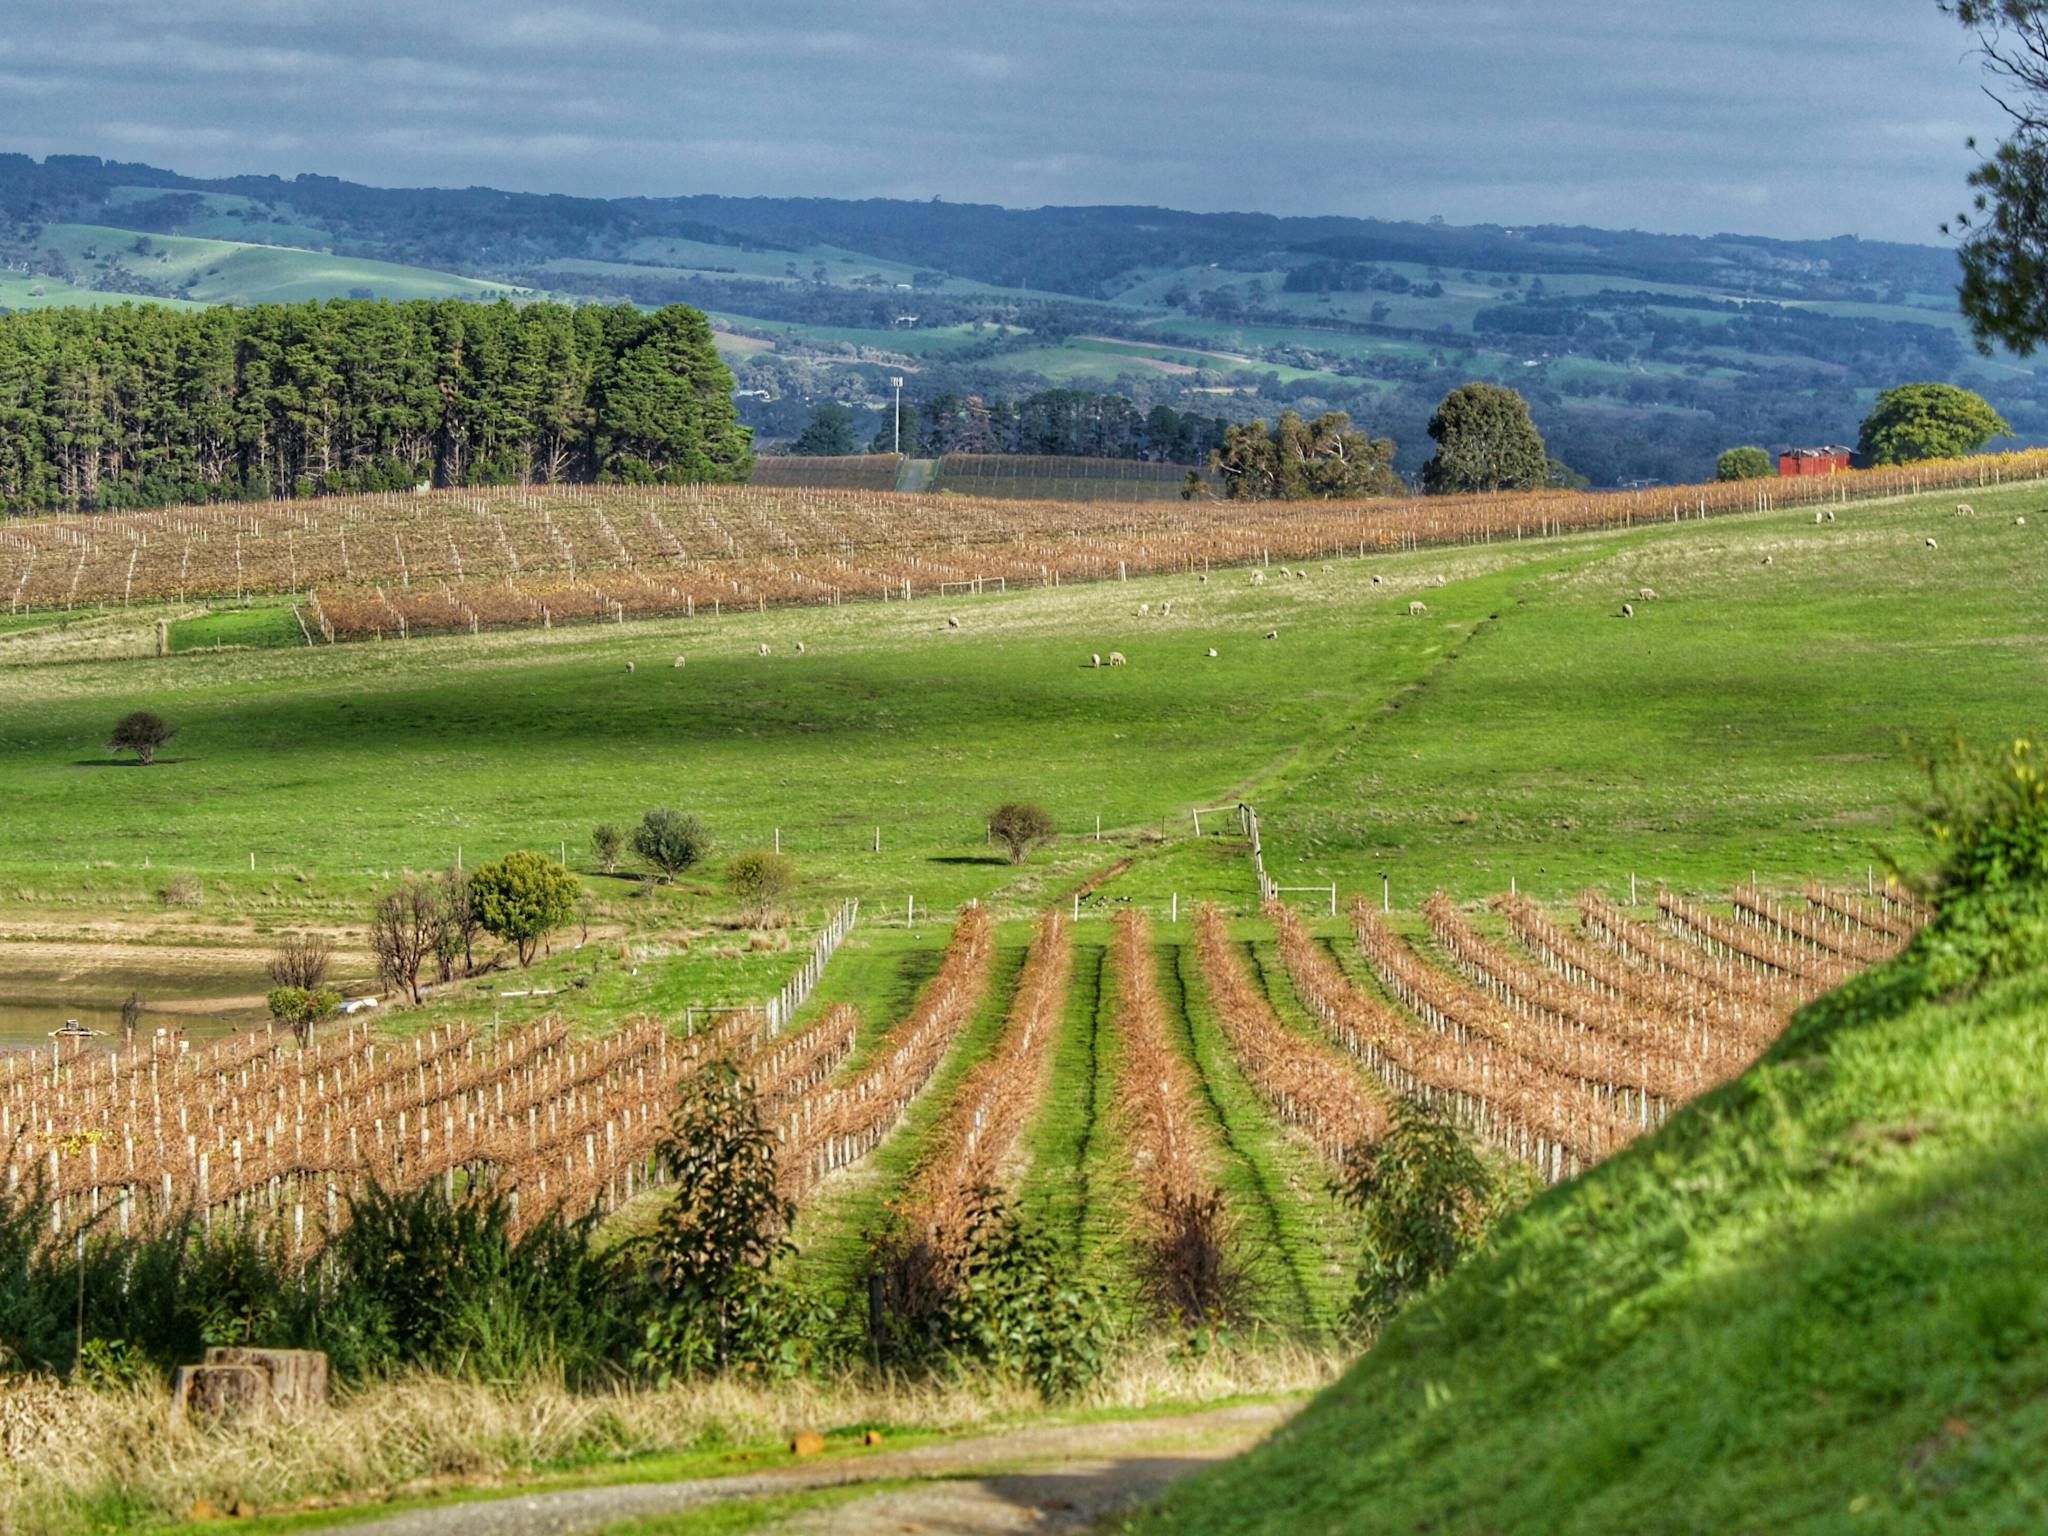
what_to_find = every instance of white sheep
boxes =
[1138,602,1150,616]
[1108,651,1127,666]
[1926,537,1939,549]
[624,660,635,673]
[1197,573,1209,583]
[1432,574,1447,587]
[1265,629,1278,640]
[794,640,806,654]
[1205,647,1218,658]
[1408,601,1426,616]
[1814,511,1825,525]
[1371,575,1384,586]
[1160,601,1172,616]
[1090,652,1102,668]
[1761,555,1773,567]
[946,615,960,629]
[1955,502,1976,517]
[1638,587,1658,601]
[758,642,770,656]
[1826,509,1836,522]
[1621,603,1634,618]
[1251,570,1265,586]
[673,655,686,668]
[2017,515,2028,526]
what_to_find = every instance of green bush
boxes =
[726,848,798,924]
[1336,1098,1497,1335]
[632,806,712,883]
[1714,445,1775,480]
[469,850,581,967]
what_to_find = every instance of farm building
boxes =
[1778,445,1854,476]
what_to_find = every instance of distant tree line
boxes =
[785,388,1230,463]
[0,298,750,514]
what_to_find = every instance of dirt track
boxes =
[320,1399,1290,1536]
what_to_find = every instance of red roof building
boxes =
[1778,446,1854,477]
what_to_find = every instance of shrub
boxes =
[592,822,625,874]
[988,801,1057,864]
[638,1058,794,1369]
[265,985,340,1045]
[469,851,580,968]
[633,806,711,882]
[1336,1097,1496,1334]
[158,874,202,908]
[931,1193,1114,1400]
[107,710,176,765]
[726,849,798,925]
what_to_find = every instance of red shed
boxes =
[1778,445,1853,477]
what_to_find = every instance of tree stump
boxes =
[205,1347,329,1416]
[170,1364,268,1420]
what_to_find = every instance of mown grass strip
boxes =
[1158,941,1349,1335]
[788,934,1028,1291]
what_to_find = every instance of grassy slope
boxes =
[1126,943,2048,1534]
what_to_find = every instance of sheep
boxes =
[1621,603,1634,618]
[758,642,770,656]
[1205,647,1218,658]
[1277,566,1291,577]
[1814,511,1825,525]
[1197,573,1209,583]
[673,655,686,668]
[1265,629,1279,640]
[1638,587,1659,601]
[624,660,635,673]
[946,615,961,629]
[794,640,806,654]
[1322,564,1333,573]
[1760,555,1773,566]
[1826,509,1836,522]
[1160,601,1172,617]
[2017,515,2029,526]
[1408,601,1427,616]
[1250,570,1265,586]
[1138,602,1150,616]
[1432,573,1447,587]
[1090,652,1102,668]
[1108,651,1127,666]
[1955,502,1976,517]
[1926,537,1939,549]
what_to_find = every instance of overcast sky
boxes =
[0,2,2005,245]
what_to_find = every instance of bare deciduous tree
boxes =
[369,877,441,1004]
[266,932,334,993]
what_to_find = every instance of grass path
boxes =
[1015,937,1132,1285]
[788,936,1028,1292]
[1157,941,1349,1335]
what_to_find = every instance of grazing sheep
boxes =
[1198,573,1209,583]
[1265,629,1278,640]
[1322,564,1333,573]
[1926,537,1939,549]
[1760,555,1773,566]
[1371,575,1384,586]
[1638,587,1658,601]
[1138,602,1150,616]
[673,655,686,668]
[624,660,635,673]
[758,642,770,656]
[1432,574,1447,587]
[1956,503,1976,517]
[1108,651,1127,667]
[1277,566,1291,577]
[2017,515,2029,526]
[1814,511,1825,525]
[795,640,806,654]
[1826,509,1836,522]
[1408,601,1427,616]
[1090,652,1102,668]
[1251,570,1265,586]
[1205,647,1218,658]
[1621,603,1634,618]
[1161,601,1172,616]
[946,615,960,629]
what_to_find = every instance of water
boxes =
[0,1002,244,1057]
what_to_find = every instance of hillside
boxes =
[1,152,2042,486]
[1124,887,2048,1532]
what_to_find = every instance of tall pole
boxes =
[890,375,904,458]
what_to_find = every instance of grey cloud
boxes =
[0,1,2005,242]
